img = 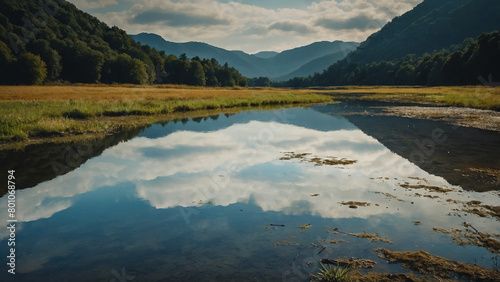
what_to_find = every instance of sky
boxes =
[67,0,423,54]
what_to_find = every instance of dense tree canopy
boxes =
[274,31,500,87]
[346,0,500,64]
[248,77,272,87]
[0,0,247,86]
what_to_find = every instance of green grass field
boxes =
[1,85,498,148]
[319,86,500,109]
[0,85,332,146]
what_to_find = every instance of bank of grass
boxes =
[0,85,332,145]
[320,86,500,110]
[2,85,499,147]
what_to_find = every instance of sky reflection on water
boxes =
[1,106,499,281]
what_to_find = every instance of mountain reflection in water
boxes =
[0,106,498,281]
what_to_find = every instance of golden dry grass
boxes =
[1,85,498,148]
[2,85,498,109]
[0,85,321,101]
[318,86,500,109]
[0,85,332,146]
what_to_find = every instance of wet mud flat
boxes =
[382,106,500,132]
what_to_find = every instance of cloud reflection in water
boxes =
[1,108,463,227]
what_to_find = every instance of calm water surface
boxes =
[1,104,499,281]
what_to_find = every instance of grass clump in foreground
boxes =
[310,263,352,282]
[311,260,424,282]
[315,248,500,281]
[0,85,331,144]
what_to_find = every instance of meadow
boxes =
[0,85,331,146]
[1,85,499,148]
[319,85,500,109]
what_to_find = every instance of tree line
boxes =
[162,55,247,87]
[263,30,500,87]
[0,0,246,86]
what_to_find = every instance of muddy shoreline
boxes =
[326,99,500,192]
[380,106,500,132]
[332,95,500,133]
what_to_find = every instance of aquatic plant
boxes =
[309,263,352,282]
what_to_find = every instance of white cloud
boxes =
[83,0,423,53]
[129,0,231,26]
[268,21,316,35]
[70,0,117,9]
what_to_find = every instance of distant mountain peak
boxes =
[252,51,279,59]
[132,33,359,78]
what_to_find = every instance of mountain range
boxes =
[1,0,499,86]
[133,0,500,82]
[132,33,359,80]
[280,0,500,87]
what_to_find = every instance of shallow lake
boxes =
[1,103,499,281]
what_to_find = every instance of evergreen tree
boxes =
[188,60,206,86]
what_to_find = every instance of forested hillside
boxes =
[276,30,500,87]
[0,0,247,86]
[349,0,500,64]
[276,0,500,87]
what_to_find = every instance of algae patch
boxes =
[374,248,499,280]
[356,232,392,243]
[279,152,311,161]
[400,184,453,193]
[321,257,377,268]
[432,223,500,253]
[462,200,500,218]
[341,201,371,209]
[374,192,405,202]
[273,240,300,246]
[298,223,312,230]
[350,271,423,282]
[279,152,357,166]
[320,239,346,244]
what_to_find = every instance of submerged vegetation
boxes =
[279,152,357,166]
[433,223,500,254]
[340,201,371,209]
[374,248,499,280]
[314,247,499,281]
[321,258,376,269]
